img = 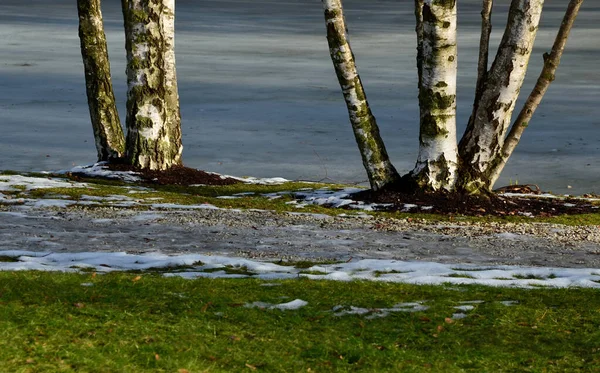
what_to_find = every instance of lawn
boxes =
[1,272,599,372]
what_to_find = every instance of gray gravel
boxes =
[2,205,600,269]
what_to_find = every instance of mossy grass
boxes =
[1,271,600,372]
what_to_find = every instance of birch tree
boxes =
[322,0,400,190]
[323,0,583,194]
[121,0,183,170]
[486,0,584,187]
[77,0,183,170]
[77,0,126,162]
[411,0,459,191]
[458,0,544,192]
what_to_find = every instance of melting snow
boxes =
[245,299,308,310]
[332,302,429,319]
[0,251,599,289]
[0,175,87,191]
[67,163,141,182]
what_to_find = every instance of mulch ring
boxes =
[351,185,600,217]
[105,163,241,186]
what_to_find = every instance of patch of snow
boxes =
[210,173,289,185]
[272,299,308,310]
[67,163,141,182]
[0,175,87,191]
[333,306,372,317]
[245,299,308,310]
[30,199,77,208]
[402,204,418,211]
[1,251,599,289]
[392,302,429,312]
[338,212,373,219]
[454,305,475,311]
[500,193,561,199]
[285,200,307,208]
[333,302,429,318]
[0,195,26,204]
[91,219,114,224]
[500,193,600,202]
[289,187,392,211]
[495,232,524,240]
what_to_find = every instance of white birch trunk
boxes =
[459,0,544,192]
[122,0,183,170]
[322,0,400,191]
[488,0,583,187]
[412,0,459,192]
[77,0,126,162]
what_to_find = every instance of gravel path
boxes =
[2,206,600,268]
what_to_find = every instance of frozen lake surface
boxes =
[0,0,598,194]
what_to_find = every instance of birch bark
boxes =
[77,0,125,162]
[122,0,182,170]
[472,0,494,114]
[412,0,459,191]
[459,0,544,192]
[322,0,400,191]
[488,0,584,187]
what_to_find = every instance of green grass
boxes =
[1,272,599,372]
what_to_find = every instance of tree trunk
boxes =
[411,0,459,192]
[472,0,494,117]
[459,0,544,192]
[121,0,183,170]
[322,0,400,191]
[77,0,126,162]
[488,0,584,187]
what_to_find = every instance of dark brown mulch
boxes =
[105,163,241,186]
[352,185,600,217]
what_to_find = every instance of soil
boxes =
[352,185,600,217]
[105,163,241,186]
